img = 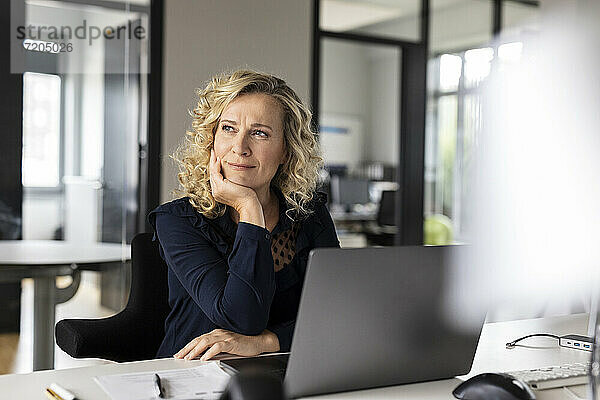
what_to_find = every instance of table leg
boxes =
[33,275,56,371]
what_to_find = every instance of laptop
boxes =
[221,245,485,398]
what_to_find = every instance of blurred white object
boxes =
[448,0,600,325]
[338,233,368,248]
[63,176,103,243]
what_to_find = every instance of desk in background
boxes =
[330,208,396,247]
[0,240,130,371]
[0,313,592,399]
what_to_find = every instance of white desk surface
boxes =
[0,313,592,399]
[0,240,130,266]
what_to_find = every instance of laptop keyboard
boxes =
[508,362,590,390]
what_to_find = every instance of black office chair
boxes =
[366,190,397,246]
[376,190,396,227]
[55,233,170,362]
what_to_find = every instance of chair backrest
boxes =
[55,232,170,362]
[376,190,396,227]
[125,232,171,354]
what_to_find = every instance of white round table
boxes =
[0,240,131,371]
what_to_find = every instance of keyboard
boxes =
[508,362,590,390]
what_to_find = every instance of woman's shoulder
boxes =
[148,197,230,252]
[149,197,199,218]
[147,197,209,232]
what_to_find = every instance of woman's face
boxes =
[213,93,287,195]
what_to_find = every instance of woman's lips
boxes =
[226,161,256,171]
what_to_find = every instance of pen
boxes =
[154,373,166,398]
[49,383,77,400]
[44,388,61,400]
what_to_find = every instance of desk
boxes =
[0,314,592,399]
[0,240,130,371]
[331,210,377,236]
[330,210,377,223]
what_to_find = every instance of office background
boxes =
[0,0,541,374]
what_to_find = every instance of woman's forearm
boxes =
[155,213,276,335]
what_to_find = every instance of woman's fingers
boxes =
[209,149,260,212]
[174,330,223,359]
[174,337,199,359]
[185,340,214,360]
[209,150,221,184]
[214,150,223,178]
[174,337,207,359]
[175,329,269,361]
[209,149,229,203]
[200,341,230,361]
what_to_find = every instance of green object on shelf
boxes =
[424,214,454,245]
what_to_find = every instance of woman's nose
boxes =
[232,132,251,156]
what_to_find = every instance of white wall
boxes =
[320,39,371,123]
[320,39,370,168]
[367,47,400,165]
[320,39,400,167]
[160,0,312,202]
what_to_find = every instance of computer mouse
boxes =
[453,373,536,400]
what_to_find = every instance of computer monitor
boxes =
[330,176,370,208]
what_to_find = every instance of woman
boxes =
[149,69,340,361]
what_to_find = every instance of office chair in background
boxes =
[365,190,397,246]
[55,233,170,362]
[376,190,396,227]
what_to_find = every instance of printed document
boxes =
[94,363,231,400]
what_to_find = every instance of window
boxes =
[22,72,62,188]
[425,43,523,241]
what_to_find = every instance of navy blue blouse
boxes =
[148,189,340,357]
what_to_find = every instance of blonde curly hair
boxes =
[173,69,323,220]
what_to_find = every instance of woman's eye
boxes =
[253,130,268,138]
[221,124,235,132]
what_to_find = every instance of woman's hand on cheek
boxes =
[209,149,260,212]
[173,329,280,361]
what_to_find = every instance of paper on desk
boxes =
[94,363,231,400]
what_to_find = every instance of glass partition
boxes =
[320,0,421,42]
[18,0,150,245]
[320,37,401,247]
[5,0,152,373]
